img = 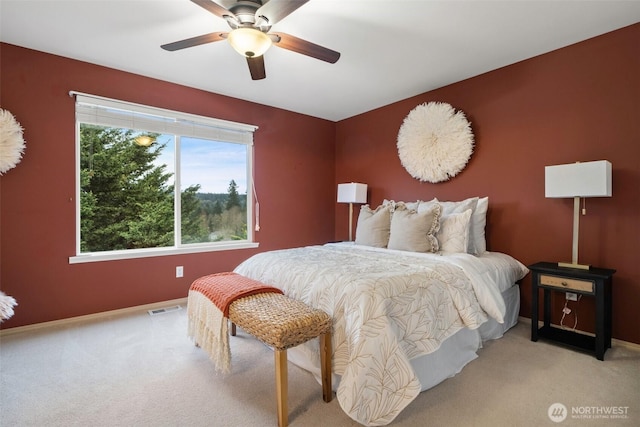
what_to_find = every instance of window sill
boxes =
[69,241,259,264]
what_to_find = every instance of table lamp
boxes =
[545,160,612,269]
[337,183,367,241]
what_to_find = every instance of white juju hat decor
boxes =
[0,291,17,322]
[0,109,26,175]
[397,102,474,183]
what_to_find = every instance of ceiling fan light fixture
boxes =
[135,135,154,147]
[227,27,272,58]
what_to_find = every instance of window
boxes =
[70,93,258,263]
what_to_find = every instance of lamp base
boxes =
[557,261,591,270]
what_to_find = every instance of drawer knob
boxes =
[561,281,568,287]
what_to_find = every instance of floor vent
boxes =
[148,305,182,316]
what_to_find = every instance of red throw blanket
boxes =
[189,272,283,317]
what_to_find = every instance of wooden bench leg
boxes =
[320,331,332,403]
[275,349,288,427]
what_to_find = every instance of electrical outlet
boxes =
[176,266,184,278]
[566,292,578,301]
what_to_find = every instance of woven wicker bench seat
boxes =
[228,292,333,427]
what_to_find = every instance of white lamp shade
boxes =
[337,183,367,203]
[545,160,612,198]
[227,28,272,57]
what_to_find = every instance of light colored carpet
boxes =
[1,306,638,427]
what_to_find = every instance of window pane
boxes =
[180,137,248,244]
[79,124,175,252]
[75,94,255,258]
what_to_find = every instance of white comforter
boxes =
[235,243,511,426]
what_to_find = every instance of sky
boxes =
[154,135,248,194]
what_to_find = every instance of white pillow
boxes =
[437,197,478,216]
[355,204,391,247]
[387,204,441,252]
[472,197,488,254]
[434,197,478,253]
[438,209,472,253]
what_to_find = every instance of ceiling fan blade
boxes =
[247,56,266,80]
[161,32,227,51]
[272,32,340,63]
[255,0,309,26]
[190,0,235,21]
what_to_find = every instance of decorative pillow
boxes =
[415,198,438,214]
[387,204,441,252]
[437,209,472,253]
[382,199,421,212]
[434,197,479,254]
[355,204,392,248]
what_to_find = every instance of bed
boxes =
[234,198,529,426]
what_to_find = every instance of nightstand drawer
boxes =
[539,274,594,293]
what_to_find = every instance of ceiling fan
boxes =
[161,0,340,80]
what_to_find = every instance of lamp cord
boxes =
[560,294,582,331]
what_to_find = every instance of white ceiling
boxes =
[1,0,639,121]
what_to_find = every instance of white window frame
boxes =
[69,92,259,264]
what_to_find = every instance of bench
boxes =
[188,273,333,427]
[228,292,333,427]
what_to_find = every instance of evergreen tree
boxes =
[181,184,208,243]
[226,179,241,210]
[79,125,207,251]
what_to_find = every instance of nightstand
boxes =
[529,262,615,360]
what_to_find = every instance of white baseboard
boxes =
[0,297,188,337]
[518,316,640,352]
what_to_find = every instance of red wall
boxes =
[0,44,336,328]
[2,24,639,345]
[335,24,640,344]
